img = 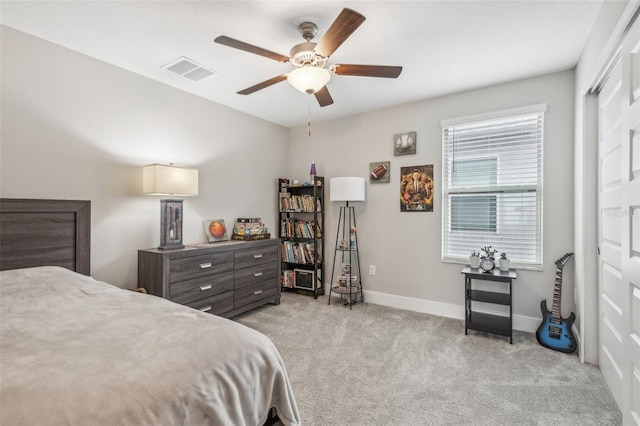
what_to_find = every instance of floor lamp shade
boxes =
[330,177,365,202]
[143,164,199,250]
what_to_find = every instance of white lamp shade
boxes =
[143,164,199,196]
[330,177,365,202]
[287,67,331,94]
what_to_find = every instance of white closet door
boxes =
[597,14,640,425]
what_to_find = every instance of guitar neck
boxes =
[551,268,563,321]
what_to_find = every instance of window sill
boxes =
[441,257,543,271]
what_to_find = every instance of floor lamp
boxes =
[329,177,365,308]
[143,164,198,250]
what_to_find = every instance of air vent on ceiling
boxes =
[162,56,217,81]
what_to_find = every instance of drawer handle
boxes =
[253,254,263,259]
[199,262,212,269]
[200,305,212,312]
[254,272,263,277]
[254,290,263,296]
[200,284,212,291]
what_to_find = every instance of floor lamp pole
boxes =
[329,200,363,308]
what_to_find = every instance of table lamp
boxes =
[143,163,198,250]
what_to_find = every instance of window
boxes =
[451,195,497,232]
[441,104,545,269]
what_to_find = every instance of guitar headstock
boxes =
[555,252,574,270]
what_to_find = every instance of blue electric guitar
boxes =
[536,253,577,353]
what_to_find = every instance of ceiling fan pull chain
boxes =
[308,95,312,136]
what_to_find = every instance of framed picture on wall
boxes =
[394,131,417,156]
[369,161,390,183]
[400,164,434,212]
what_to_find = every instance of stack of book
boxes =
[231,218,270,241]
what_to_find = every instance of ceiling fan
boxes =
[214,8,403,107]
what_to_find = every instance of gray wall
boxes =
[1,26,289,287]
[288,70,576,330]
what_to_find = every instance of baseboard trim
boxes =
[362,289,540,333]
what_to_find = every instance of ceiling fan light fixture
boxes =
[287,67,331,94]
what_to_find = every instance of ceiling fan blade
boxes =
[237,75,288,95]
[314,86,334,107]
[215,35,289,63]
[334,64,403,78]
[314,8,366,58]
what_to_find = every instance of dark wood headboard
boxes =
[0,199,91,275]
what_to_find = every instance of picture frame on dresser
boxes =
[204,219,228,242]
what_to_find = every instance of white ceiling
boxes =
[0,1,603,128]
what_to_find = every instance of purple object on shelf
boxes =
[310,161,317,180]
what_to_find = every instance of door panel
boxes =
[598,13,640,425]
[602,262,624,309]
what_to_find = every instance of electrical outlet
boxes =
[369,265,376,276]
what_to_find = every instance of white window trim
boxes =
[440,103,547,127]
[441,104,546,271]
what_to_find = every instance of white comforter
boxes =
[0,266,300,426]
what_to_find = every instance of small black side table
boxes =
[461,266,517,344]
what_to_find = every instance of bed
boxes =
[0,199,300,426]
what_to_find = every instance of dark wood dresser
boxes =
[138,239,280,318]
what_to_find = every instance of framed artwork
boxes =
[394,131,416,156]
[369,161,390,183]
[204,219,228,242]
[159,199,185,250]
[400,165,434,212]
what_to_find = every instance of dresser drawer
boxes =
[234,244,278,269]
[170,251,234,283]
[169,271,234,305]
[184,291,234,316]
[234,280,278,308]
[139,239,280,319]
[235,262,278,288]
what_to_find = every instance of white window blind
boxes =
[441,104,545,269]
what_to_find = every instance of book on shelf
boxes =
[279,193,317,212]
[280,240,320,264]
[279,192,291,211]
[281,270,294,288]
[279,218,321,239]
[301,195,315,212]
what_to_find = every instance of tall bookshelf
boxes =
[278,176,324,298]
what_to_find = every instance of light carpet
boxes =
[236,292,621,426]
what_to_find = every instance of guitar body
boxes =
[536,299,577,353]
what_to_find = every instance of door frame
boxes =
[577,1,640,366]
